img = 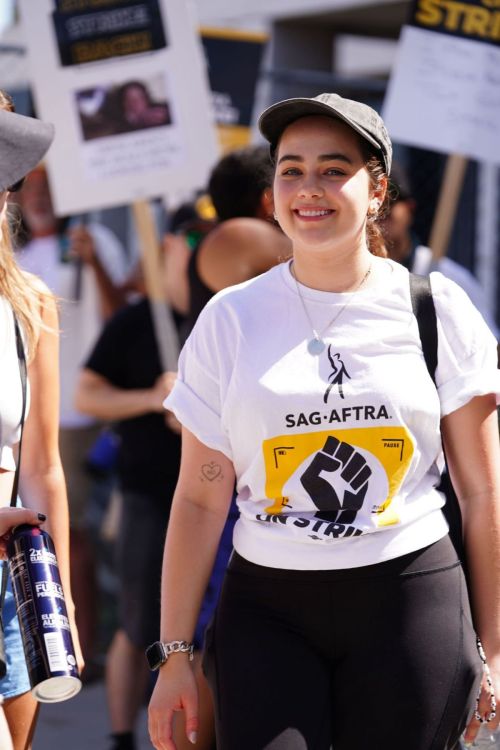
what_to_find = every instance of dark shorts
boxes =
[203,535,482,750]
[116,486,174,649]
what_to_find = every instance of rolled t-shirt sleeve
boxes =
[164,301,233,459]
[432,272,500,416]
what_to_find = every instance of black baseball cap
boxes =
[258,92,392,174]
[0,108,54,192]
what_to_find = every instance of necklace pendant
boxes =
[308,337,325,356]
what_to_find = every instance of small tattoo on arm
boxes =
[200,461,223,482]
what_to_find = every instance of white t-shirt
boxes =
[0,297,29,471]
[17,223,128,428]
[165,259,500,570]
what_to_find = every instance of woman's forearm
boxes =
[159,493,229,643]
[463,491,500,656]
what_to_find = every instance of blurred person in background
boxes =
[12,165,129,679]
[182,145,290,337]
[0,92,82,750]
[383,162,499,340]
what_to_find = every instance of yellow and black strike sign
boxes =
[410,0,500,45]
[200,28,268,153]
[52,0,167,67]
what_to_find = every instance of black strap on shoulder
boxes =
[10,316,27,508]
[409,273,466,567]
[409,273,438,384]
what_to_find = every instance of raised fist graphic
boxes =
[300,436,371,524]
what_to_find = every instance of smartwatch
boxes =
[145,640,194,671]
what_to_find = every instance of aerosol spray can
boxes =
[7,524,81,703]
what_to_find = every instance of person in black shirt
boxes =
[76,299,181,750]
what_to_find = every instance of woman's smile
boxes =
[293,206,335,221]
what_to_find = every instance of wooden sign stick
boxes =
[132,200,180,372]
[428,154,468,261]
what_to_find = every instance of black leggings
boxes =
[202,536,482,750]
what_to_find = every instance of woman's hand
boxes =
[463,655,500,745]
[0,507,46,558]
[148,657,198,750]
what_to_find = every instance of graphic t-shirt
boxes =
[165,259,500,570]
[0,297,29,471]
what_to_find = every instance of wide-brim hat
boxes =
[258,92,392,174]
[0,108,55,191]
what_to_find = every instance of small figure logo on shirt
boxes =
[324,346,350,402]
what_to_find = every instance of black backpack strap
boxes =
[409,273,466,566]
[409,273,438,384]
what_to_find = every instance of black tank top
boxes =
[184,240,217,339]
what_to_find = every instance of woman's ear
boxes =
[368,174,388,216]
[260,188,275,220]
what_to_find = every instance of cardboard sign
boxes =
[19,0,218,216]
[383,0,500,164]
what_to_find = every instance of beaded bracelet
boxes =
[473,638,497,724]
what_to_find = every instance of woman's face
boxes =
[273,115,380,256]
[123,85,149,118]
[16,170,56,234]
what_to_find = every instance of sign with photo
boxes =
[19,0,218,215]
[382,0,500,163]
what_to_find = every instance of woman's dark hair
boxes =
[208,145,273,221]
[359,140,389,259]
[117,80,153,111]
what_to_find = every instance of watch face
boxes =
[146,642,165,671]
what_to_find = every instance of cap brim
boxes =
[0,109,55,191]
[258,97,383,164]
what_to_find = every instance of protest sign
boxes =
[383,0,500,165]
[19,0,218,216]
[201,27,268,153]
[383,0,500,260]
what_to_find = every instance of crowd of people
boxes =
[0,84,499,750]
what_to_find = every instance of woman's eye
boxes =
[325,167,345,176]
[281,167,301,176]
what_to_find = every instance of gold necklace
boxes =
[291,261,372,355]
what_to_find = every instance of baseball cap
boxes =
[0,108,55,192]
[258,93,392,174]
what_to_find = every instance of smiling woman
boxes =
[148,92,500,750]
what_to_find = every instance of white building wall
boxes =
[190,0,397,30]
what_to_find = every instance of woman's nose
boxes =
[298,176,324,199]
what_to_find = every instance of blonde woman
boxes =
[0,94,82,750]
